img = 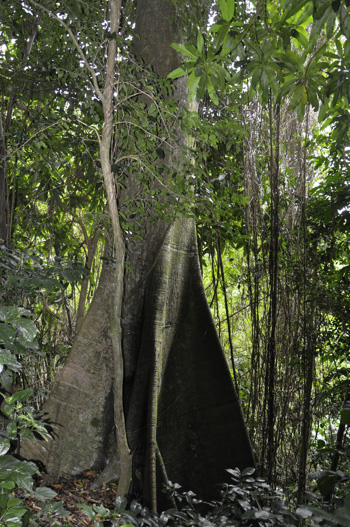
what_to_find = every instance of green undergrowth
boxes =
[77,467,350,527]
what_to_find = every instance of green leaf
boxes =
[295,2,313,25]
[226,468,240,478]
[0,440,11,456]
[197,32,204,53]
[171,43,200,59]
[318,98,329,123]
[209,64,228,90]
[3,508,28,521]
[167,67,186,80]
[0,307,31,323]
[286,49,304,70]
[78,504,95,517]
[317,471,341,496]
[7,498,23,508]
[307,86,319,110]
[296,507,313,519]
[306,502,350,527]
[0,455,20,471]
[0,308,37,348]
[6,422,18,440]
[291,29,309,49]
[326,11,336,39]
[301,84,307,104]
[0,480,15,489]
[281,0,311,23]
[15,474,34,493]
[242,509,273,520]
[250,69,261,91]
[242,467,255,477]
[207,77,219,105]
[219,0,235,21]
[260,70,269,101]
[288,84,303,110]
[187,70,200,101]
[148,102,158,117]
[0,350,22,373]
[34,486,57,500]
[297,101,305,121]
[12,388,33,403]
[277,76,297,103]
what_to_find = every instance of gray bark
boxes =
[125,215,254,508]
[23,0,255,508]
[22,262,116,474]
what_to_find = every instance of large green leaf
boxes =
[0,307,31,323]
[219,0,235,21]
[197,32,204,53]
[167,67,187,80]
[34,486,57,500]
[0,306,37,348]
[187,70,200,101]
[171,43,200,60]
[11,388,33,403]
[0,440,11,456]
[207,77,219,105]
[2,507,28,522]
[0,325,16,346]
[0,350,22,373]
[0,456,20,471]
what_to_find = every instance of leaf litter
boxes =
[16,469,119,526]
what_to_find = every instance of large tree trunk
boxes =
[23,0,255,508]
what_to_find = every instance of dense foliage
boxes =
[170,0,350,503]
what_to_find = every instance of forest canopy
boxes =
[0,0,350,525]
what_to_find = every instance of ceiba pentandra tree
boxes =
[23,0,254,510]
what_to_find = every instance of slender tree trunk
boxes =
[297,107,315,507]
[0,112,7,244]
[217,233,239,393]
[242,100,263,447]
[264,101,280,483]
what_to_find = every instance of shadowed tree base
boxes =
[23,216,254,506]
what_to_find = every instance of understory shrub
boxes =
[79,467,350,527]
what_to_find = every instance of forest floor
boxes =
[18,470,119,526]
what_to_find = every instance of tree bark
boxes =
[22,0,255,508]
